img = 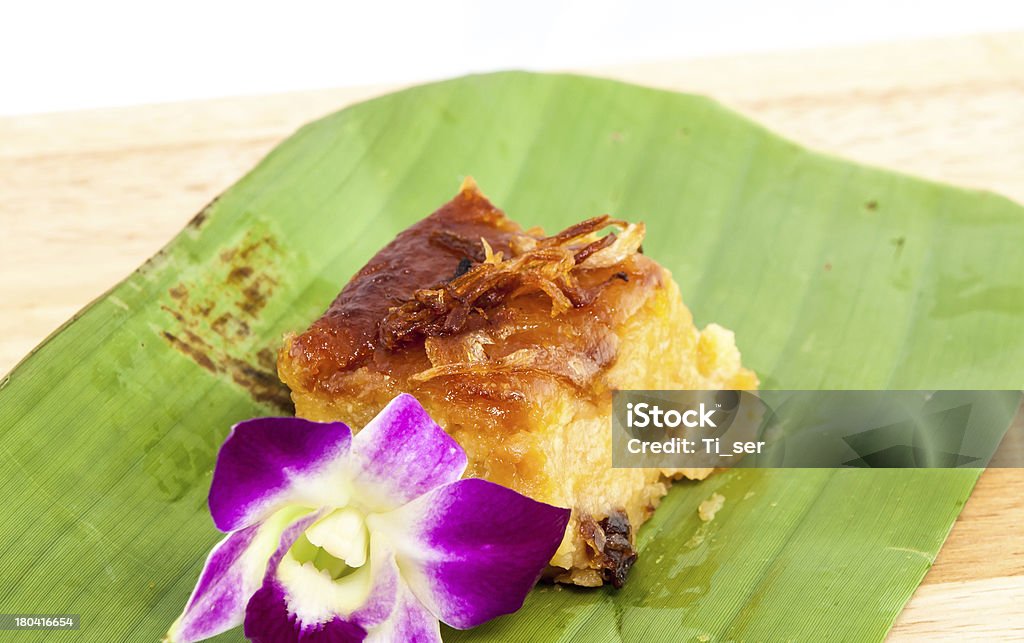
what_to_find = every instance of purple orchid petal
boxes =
[245,522,401,642]
[350,394,467,511]
[209,417,353,532]
[364,582,441,643]
[369,478,571,629]
[166,508,316,643]
[244,579,369,643]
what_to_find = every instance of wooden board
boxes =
[1,32,1021,640]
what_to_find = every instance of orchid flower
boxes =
[166,394,570,642]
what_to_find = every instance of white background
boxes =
[2,0,1022,116]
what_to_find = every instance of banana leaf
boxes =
[2,72,1022,642]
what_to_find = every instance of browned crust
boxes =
[281,181,660,400]
[378,214,631,350]
[283,182,522,383]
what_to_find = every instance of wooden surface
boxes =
[1,33,1022,640]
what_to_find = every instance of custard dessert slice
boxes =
[278,179,757,587]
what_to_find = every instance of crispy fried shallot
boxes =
[378,216,646,351]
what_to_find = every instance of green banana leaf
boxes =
[2,72,1022,642]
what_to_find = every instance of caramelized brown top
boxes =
[284,181,662,396]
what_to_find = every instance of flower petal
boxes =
[364,581,441,643]
[209,417,353,532]
[369,478,571,629]
[243,580,369,642]
[350,394,467,511]
[165,507,313,643]
[244,526,400,642]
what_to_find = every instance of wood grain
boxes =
[1,32,1021,640]
[891,576,1024,641]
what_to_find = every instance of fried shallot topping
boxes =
[580,510,638,589]
[377,216,646,350]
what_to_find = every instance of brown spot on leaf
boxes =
[256,348,276,371]
[187,196,219,230]
[227,266,254,283]
[161,331,217,373]
[160,232,293,412]
[237,278,276,316]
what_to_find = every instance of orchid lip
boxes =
[305,507,369,569]
[277,548,376,620]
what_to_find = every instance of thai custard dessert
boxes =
[278,179,757,587]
